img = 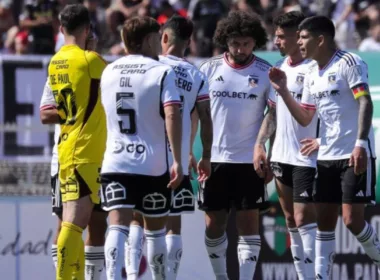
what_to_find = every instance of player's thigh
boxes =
[275,178,295,227]
[313,160,342,204]
[232,163,266,211]
[198,163,230,212]
[342,158,376,205]
[170,175,195,217]
[134,172,172,220]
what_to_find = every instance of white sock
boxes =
[356,222,380,265]
[205,233,228,279]
[237,235,260,280]
[166,234,183,280]
[125,225,144,280]
[145,228,167,280]
[315,231,335,280]
[105,225,129,280]
[299,223,317,279]
[52,244,58,268]
[288,228,306,280]
[85,246,104,280]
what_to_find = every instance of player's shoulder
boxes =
[253,55,272,73]
[274,57,286,68]
[198,54,224,70]
[336,50,366,68]
[85,51,107,65]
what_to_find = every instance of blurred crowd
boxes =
[1,0,380,57]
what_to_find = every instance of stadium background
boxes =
[1,0,380,279]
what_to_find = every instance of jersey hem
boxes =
[270,158,316,168]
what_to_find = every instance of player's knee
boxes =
[342,211,364,235]
[167,216,181,235]
[205,212,227,237]
[86,212,107,246]
[54,219,62,244]
[284,213,297,228]
[236,210,259,235]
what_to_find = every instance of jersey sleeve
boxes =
[40,78,57,111]
[344,57,370,99]
[300,74,316,110]
[86,51,107,79]
[196,74,210,103]
[161,69,181,107]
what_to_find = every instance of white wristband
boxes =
[355,139,367,148]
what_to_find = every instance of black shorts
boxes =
[314,158,376,204]
[51,172,104,217]
[100,172,172,217]
[271,162,316,203]
[170,176,195,216]
[198,163,267,212]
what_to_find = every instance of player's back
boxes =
[101,54,179,176]
[48,45,107,168]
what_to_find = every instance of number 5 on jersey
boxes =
[116,92,137,135]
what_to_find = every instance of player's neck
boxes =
[226,52,253,66]
[64,36,86,50]
[315,47,337,70]
[164,45,184,58]
[287,51,304,66]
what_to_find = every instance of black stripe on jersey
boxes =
[198,80,205,94]
[198,55,223,69]
[81,78,100,130]
[316,118,320,138]
[159,71,169,119]
[368,138,374,158]
[255,57,272,68]
[337,51,357,67]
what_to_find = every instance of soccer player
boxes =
[269,16,378,279]
[198,11,271,280]
[124,15,213,280]
[40,29,107,280]
[254,11,318,280]
[48,4,107,280]
[99,16,183,280]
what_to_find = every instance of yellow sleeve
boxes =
[85,51,107,79]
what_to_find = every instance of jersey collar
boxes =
[319,49,339,71]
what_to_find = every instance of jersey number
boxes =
[53,88,77,125]
[116,92,136,135]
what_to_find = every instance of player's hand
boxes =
[264,168,274,184]
[300,138,320,156]
[168,162,183,190]
[349,146,368,175]
[269,67,287,95]
[189,153,198,180]
[254,144,269,178]
[197,157,211,182]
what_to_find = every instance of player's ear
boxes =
[317,34,324,47]
[59,26,64,35]
[163,32,169,44]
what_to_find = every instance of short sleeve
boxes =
[86,51,107,79]
[40,78,57,110]
[161,69,181,107]
[268,87,276,107]
[343,58,370,99]
[300,74,316,110]
[196,76,210,103]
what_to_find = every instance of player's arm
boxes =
[356,88,373,141]
[269,67,316,127]
[40,79,59,124]
[189,110,199,176]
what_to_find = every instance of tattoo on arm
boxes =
[196,101,213,159]
[257,106,277,146]
[357,95,373,140]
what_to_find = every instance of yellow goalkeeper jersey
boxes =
[48,44,107,168]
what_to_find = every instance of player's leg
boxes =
[57,164,98,280]
[272,163,306,280]
[101,174,134,280]
[84,207,108,280]
[293,166,317,280]
[341,158,380,267]
[234,164,263,280]
[313,161,341,279]
[135,173,172,280]
[51,173,62,269]
[126,211,144,280]
[198,163,230,280]
[166,175,195,279]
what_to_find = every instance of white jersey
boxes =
[39,78,60,176]
[159,55,210,175]
[301,50,376,160]
[200,53,271,163]
[269,57,319,167]
[101,54,181,175]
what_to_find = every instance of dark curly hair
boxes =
[213,11,268,49]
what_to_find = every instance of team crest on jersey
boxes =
[248,75,259,88]
[295,75,304,85]
[328,74,337,84]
